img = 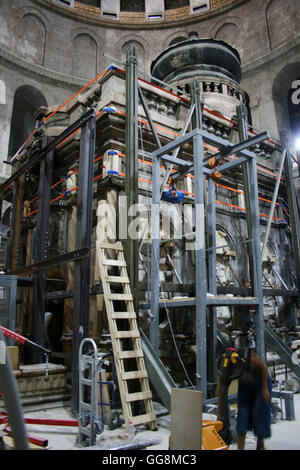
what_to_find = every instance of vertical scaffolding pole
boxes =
[192,81,211,393]
[125,45,139,310]
[237,104,253,283]
[7,173,25,272]
[150,152,161,352]
[31,140,54,363]
[71,110,96,415]
[0,328,29,449]
[248,154,265,358]
[193,130,207,397]
[236,104,255,337]
[207,176,217,385]
[281,130,300,306]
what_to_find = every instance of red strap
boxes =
[0,326,27,345]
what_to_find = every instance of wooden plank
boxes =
[108,293,133,301]
[125,390,153,402]
[102,259,126,268]
[99,242,124,250]
[131,413,156,426]
[102,259,127,267]
[115,330,139,338]
[122,370,148,380]
[105,276,130,283]
[111,312,137,319]
[118,350,144,359]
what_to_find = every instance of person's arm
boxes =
[250,352,271,403]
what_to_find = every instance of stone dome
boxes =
[151,37,242,85]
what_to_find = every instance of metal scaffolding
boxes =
[0,47,300,415]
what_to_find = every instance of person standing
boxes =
[236,348,272,450]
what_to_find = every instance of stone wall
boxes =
[0,0,299,175]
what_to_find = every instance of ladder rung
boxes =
[122,370,148,380]
[102,259,127,267]
[131,413,156,426]
[79,402,91,411]
[115,331,139,339]
[81,378,92,386]
[108,293,133,301]
[78,427,92,437]
[105,276,130,283]
[125,391,152,402]
[99,242,123,250]
[119,350,144,359]
[111,312,137,319]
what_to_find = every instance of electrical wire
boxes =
[152,240,196,390]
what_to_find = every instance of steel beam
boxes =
[0,108,96,196]
[236,104,254,333]
[150,152,161,351]
[31,140,54,363]
[9,247,89,276]
[193,130,207,396]
[203,131,268,164]
[152,129,198,159]
[207,176,217,384]
[280,130,300,307]
[6,173,25,272]
[125,45,139,308]
[248,151,265,358]
[261,149,287,262]
[71,110,96,415]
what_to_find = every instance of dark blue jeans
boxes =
[236,375,272,440]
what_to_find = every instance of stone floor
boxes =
[2,391,296,451]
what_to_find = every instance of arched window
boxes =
[121,40,145,74]
[272,63,300,143]
[0,80,6,105]
[266,0,293,50]
[72,34,97,80]
[8,86,47,159]
[23,13,47,65]
[215,22,238,48]
[288,77,300,148]
[168,36,188,47]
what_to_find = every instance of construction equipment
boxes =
[0,326,51,380]
[96,241,156,431]
[77,337,123,446]
[217,347,245,446]
[201,420,228,450]
[0,327,29,450]
[0,326,51,358]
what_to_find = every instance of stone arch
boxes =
[166,31,189,47]
[169,36,188,47]
[272,62,300,140]
[116,34,150,74]
[8,85,47,159]
[0,80,6,105]
[22,13,47,65]
[72,32,98,80]
[265,0,294,50]
[121,38,146,75]
[214,22,239,49]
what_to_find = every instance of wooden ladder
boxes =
[96,241,156,430]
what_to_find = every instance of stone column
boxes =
[0,78,13,179]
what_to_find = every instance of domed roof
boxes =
[151,37,242,85]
